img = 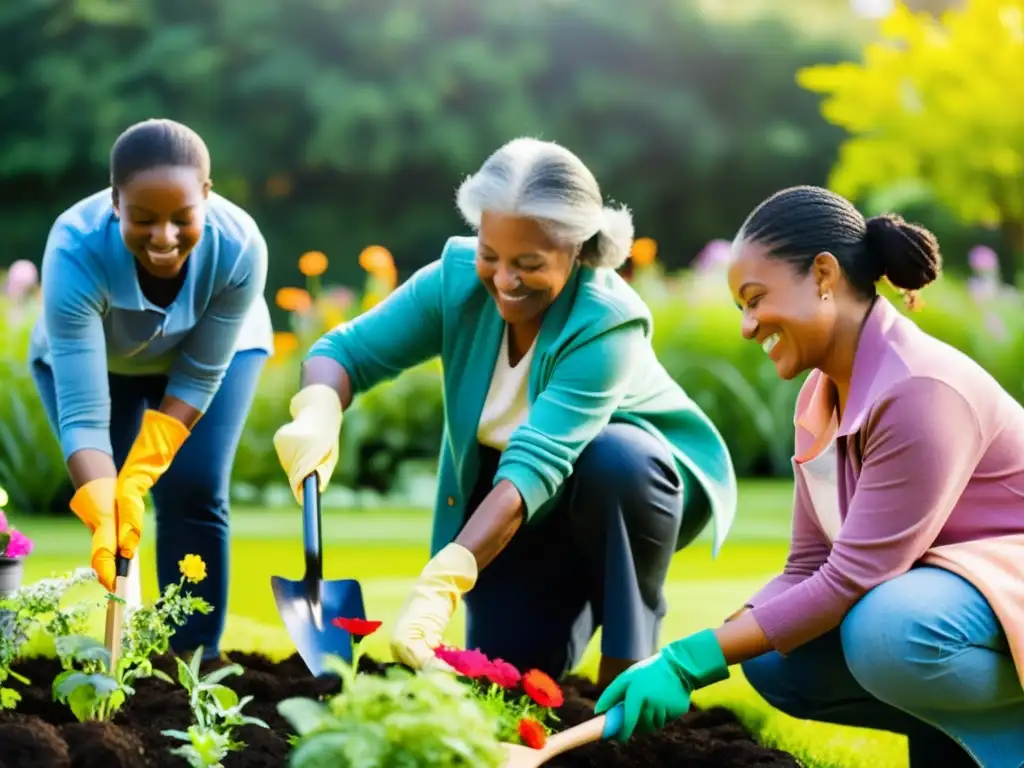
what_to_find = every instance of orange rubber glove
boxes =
[70,478,118,591]
[116,409,190,560]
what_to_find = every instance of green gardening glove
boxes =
[594,628,730,741]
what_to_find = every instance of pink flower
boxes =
[968,245,999,274]
[693,239,732,272]
[485,658,522,689]
[5,260,38,300]
[0,509,7,532]
[3,529,32,559]
[433,645,492,678]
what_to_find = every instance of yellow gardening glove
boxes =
[390,543,478,670]
[272,384,343,505]
[116,409,190,560]
[69,478,118,591]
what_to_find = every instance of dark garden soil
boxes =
[0,652,801,768]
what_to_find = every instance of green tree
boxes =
[797,0,1024,279]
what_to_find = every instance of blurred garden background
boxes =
[3,0,1023,765]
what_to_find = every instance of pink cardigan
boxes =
[747,297,1024,687]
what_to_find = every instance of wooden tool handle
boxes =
[104,555,131,671]
[541,703,625,759]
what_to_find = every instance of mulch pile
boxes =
[0,652,800,767]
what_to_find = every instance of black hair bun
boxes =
[864,213,942,291]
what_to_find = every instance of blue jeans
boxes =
[32,350,267,658]
[742,566,1024,768]
[463,422,697,678]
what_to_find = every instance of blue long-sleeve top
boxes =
[29,189,272,461]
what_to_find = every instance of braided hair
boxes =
[109,119,211,187]
[738,186,941,307]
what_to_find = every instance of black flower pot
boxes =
[0,555,23,597]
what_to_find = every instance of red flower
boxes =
[518,717,547,749]
[485,658,521,689]
[523,669,563,708]
[432,645,491,678]
[331,617,382,637]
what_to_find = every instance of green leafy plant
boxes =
[52,554,212,722]
[0,624,29,709]
[0,568,98,709]
[52,633,170,721]
[161,647,269,768]
[278,655,505,768]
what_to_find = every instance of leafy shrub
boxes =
[2,249,1022,512]
[279,656,505,768]
[0,290,69,514]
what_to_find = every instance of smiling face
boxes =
[475,211,577,326]
[727,238,841,380]
[113,165,210,279]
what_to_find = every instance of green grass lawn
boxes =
[14,479,905,767]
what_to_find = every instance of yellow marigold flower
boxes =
[179,554,207,584]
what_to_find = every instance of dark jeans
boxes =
[32,350,267,657]
[462,422,689,678]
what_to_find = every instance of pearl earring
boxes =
[821,292,830,301]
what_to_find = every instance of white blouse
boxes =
[476,324,536,451]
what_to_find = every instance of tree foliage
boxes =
[797,0,1024,275]
[0,0,860,307]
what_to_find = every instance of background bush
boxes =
[3,246,1018,514]
[1,0,1020,513]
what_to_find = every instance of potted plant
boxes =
[0,486,34,596]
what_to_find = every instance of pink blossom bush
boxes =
[0,500,34,560]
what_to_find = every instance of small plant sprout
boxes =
[161,647,269,768]
[53,555,212,722]
[120,554,213,661]
[330,616,382,671]
[278,654,505,767]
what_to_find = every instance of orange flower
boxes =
[359,245,394,275]
[631,237,657,267]
[517,717,547,749]
[522,669,563,708]
[273,331,298,357]
[298,250,328,277]
[276,287,312,313]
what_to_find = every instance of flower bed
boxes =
[1,652,800,768]
[0,564,801,768]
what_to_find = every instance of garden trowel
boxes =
[271,474,366,678]
[499,703,625,767]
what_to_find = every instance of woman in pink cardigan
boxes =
[596,186,1024,767]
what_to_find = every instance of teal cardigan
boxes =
[307,236,737,557]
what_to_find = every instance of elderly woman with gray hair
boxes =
[273,137,737,684]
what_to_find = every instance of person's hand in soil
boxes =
[389,542,478,670]
[273,382,344,504]
[595,628,730,741]
[69,477,119,591]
